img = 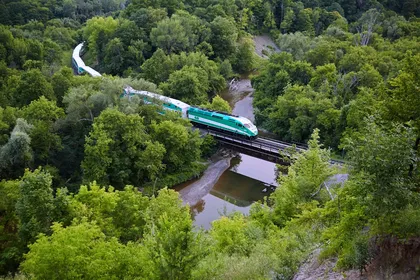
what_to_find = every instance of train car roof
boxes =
[82,65,102,77]
[236,116,253,124]
[126,88,190,109]
[189,106,241,118]
[150,92,190,110]
[166,97,190,109]
[72,43,85,67]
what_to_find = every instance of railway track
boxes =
[204,129,345,165]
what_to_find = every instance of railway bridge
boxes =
[202,129,343,165]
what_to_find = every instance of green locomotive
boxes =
[187,107,258,138]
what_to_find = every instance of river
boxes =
[175,77,280,230]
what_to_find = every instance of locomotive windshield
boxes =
[244,123,251,128]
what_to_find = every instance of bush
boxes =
[201,135,218,158]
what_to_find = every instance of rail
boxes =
[206,130,297,155]
[205,129,345,165]
[257,136,308,150]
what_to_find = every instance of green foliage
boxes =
[13,69,55,107]
[21,97,65,164]
[209,16,238,60]
[151,120,202,173]
[343,120,417,218]
[372,205,420,238]
[143,50,226,96]
[0,106,18,146]
[103,38,125,75]
[0,119,33,179]
[51,67,74,107]
[277,32,311,60]
[21,222,149,280]
[210,213,252,256]
[201,95,232,114]
[143,188,203,280]
[16,168,54,245]
[83,16,119,59]
[386,53,420,135]
[0,180,22,275]
[271,129,335,226]
[1,0,420,278]
[200,134,218,158]
[150,17,191,54]
[112,186,150,243]
[232,37,255,73]
[161,65,209,104]
[321,119,420,269]
[82,108,165,188]
[219,59,234,79]
[194,205,321,280]
[141,48,172,84]
[268,85,340,146]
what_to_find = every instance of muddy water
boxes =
[175,78,279,229]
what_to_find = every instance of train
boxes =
[123,87,258,139]
[72,43,258,139]
[72,42,102,77]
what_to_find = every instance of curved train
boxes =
[72,43,102,77]
[72,44,258,139]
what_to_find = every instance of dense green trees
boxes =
[82,108,165,188]
[0,180,21,275]
[1,125,417,278]
[18,187,202,279]
[141,50,225,104]
[161,66,209,104]
[22,222,142,280]
[0,0,419,278]
[0,119,33,179]
[201,95,232,114]
[209,17,238,60]
[16,168,55,245]
[21,97,65,164]
[0,0,124,25]
[151,17,191,54]
[252,10,420,149]
[271,129,335,226]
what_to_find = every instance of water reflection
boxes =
[183,153,278,230]
[229,153,278,186]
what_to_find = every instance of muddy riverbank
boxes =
[254,34,281,58]
[176,153,233,207]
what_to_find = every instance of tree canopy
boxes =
[0,0,420,278]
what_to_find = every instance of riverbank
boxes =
[177,151,233,206]
[253,34,281,58]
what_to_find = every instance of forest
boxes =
[0,0,420,278]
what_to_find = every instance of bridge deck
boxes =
[203,129,344,165]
